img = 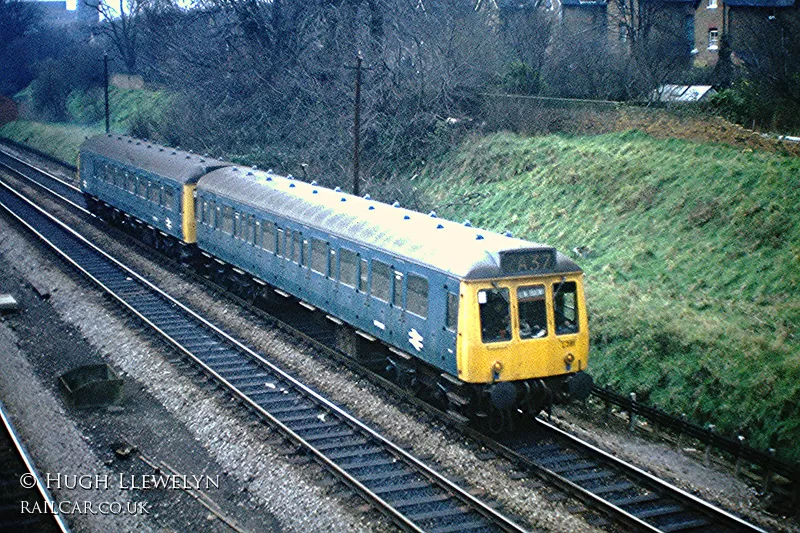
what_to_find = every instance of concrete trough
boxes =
[0,294,18,312]
[59,364,124,408]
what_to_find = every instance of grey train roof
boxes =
[80,134,229,185]
[198,167,581,280]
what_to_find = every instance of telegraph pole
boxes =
[103,53,110,134]
[352,53,362,197]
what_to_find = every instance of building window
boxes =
[708,28,719,50]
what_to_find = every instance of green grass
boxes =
[417,131,800,459]
[0,121,102,165]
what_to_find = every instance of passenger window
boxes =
[311,238,328,275]
[554,281,579,335]
[296,234,304,265]
[518,285,547,339]
[262,221,276,252]
[234,213,244,240]
[126,172,135,193]
[372,261,391,302]
[276,228,284,256]
[164,188,175,210]
[479,288,511,343]
[446,291,458,330]
[204,200,215,226]
[393,272,404,307]
[359,259,368,292]
[339,248,357,287]
[137,178,148,198]
[221,206,234,234]
[148,183,160,204]
[247,216,256,245]
[407,274,428,318]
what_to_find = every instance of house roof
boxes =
[652,85,718,102]
[560,0,607,7]
[724,0,794,6]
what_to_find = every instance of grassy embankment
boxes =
[416,131,800,459]
[3,108,799,460]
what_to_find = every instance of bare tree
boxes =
[89,0,149,73]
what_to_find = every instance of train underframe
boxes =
[87,195,592,433]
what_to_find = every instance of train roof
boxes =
[197,167,581,280]
[80,134,229,185]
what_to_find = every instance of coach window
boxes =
[479,288,511,343]
[148,183,161,204]
[393,272,404,308]
[407,274,429,319]
[372,261,392,302]
[446,292,458,331]
[339,248,357,287]
[234,213,244,240]
[247,216,256,245]
[221,206,234,235]
[204,200,215,226]
[518,285,547,339]
[164,188,175,211]
[137,178,148,198]
[276,228,284,256]
[554,281,579,335]
[311,238,328,275]
[125,172,135,193]
[297,235,306,266]
[261,221,276,252]
[359,258,369,292]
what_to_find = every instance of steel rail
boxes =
[0,176,528,533]
[0,398,72,533]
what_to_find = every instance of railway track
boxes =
[0,399,71,533]
[0,157,527,533]
[0,145,771,532]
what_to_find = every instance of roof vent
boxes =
[428,211,437,218]
[341,197,347,202]
[313,190,319,194]
[287,174,294,180]
[128,140,133,144]
[251,165,258,170]
[476,234,485,240]
[267,168,273,173]
[159,148,164,152]
[463,220,472,227]
[504,231,513,237]
[147,144,152,148]
[246,171,253,176]
[363,194,371,200]
[232,167,239,171]
[368,206,375,210]
[392,201,400,208]
[200,158,206,163]
[437,224,444,229]
[266,176,273,181]
[135,141,141,145]
[403,215,411,220]
[171,151,177,155]
[311,181,318,186]
[204,153,210,158]
[185,155,191,159]
[289,183,296,188]
[335,187,342,192]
